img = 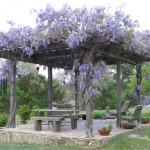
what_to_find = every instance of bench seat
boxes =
[32,117,64,132]
[50,114,79,129]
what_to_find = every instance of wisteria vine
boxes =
[0,4,150,97]
[0,5,149,56]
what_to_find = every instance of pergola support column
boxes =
[75,70,79,110]
[116,60,122,128]
[136,64,142,104]
[85,88,93,138]
[48,66,52,116]
[8,59,17,128]
[84,50,93,138]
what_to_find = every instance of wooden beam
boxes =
[37,43,68,51]
[0,51,74,67]
[116,59,122,128]
[99,51,136,65]
[90,35,108,43]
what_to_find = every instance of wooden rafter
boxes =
[0,36,149,68]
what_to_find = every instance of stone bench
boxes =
[32,117,64,132]
[50,114,79,129]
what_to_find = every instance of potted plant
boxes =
[98,123,113,136]
[121,119,136,129]
[141,116,150,124]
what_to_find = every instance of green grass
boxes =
[94,106,150,116]
[101,127,150,150]
[0,142,83,150]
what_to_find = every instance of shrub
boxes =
[18,105,31,124]
[0,113,8,127]
[141,116,150,121]
[141,112,150,117]
[92,111,105,119]
[30,105,46,117]
[127,118,135,123]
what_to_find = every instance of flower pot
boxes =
[141,120,150,124]
[98,129,111,136]
[121,122,136,129]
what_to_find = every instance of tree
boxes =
[17,73,65,108]
[17,62,38,77]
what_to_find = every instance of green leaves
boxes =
[102,123,113,131]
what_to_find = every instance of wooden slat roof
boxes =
[0,35,149,68]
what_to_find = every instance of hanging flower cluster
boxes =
[73,60,107,97]
[143,96,150,106]
[0,60,17,84]
[0,76,7,95]
[0,4,150,97]
[145,75,150,80]
[0,4,149,57]
[134,85,141,91]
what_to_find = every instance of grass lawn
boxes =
[0,142,82,150]
[101,127,150,150]
[93,106,150,116]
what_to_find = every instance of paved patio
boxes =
[0,119,150,149]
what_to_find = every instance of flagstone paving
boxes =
[0,119,150,149]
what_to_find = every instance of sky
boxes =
[0,0,150,32]
[0,0,150,77]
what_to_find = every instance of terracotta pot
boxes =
[121,122,136,129]
[141,120,150,124]
[98,129,111,136]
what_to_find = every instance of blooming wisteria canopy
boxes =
[0,4,150,67]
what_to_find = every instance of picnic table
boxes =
[32,109,79,115]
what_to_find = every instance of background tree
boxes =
[0,59,67,114]
[17,73,66,108]
[127,62,150,101]
[17,62,38,77]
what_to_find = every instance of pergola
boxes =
[0,34,149,137]
[0,4,150,138]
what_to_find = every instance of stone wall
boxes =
[0,124,150,149]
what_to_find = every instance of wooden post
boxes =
[81,93,85,110]
[85,68,93,138]
[85,89,93,138]
[116,60,122,128]
[136,64,142,104]
[75,70,79,110]
[48,66,52,116]
[9,60,17,128]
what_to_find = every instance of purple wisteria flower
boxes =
[143,96,150,106]
[68,82,75,88]
[135,85,141,91]
[145,75,150,80]
[88,87,94,97]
